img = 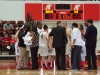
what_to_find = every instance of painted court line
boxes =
[7,68,10,74]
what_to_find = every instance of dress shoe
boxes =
[70,69,77,71]
[77,69,83,71]
[92,67,97,70]
[84,68,92,70]
[24,68,31,70]
[17,68,24,70]
[31,69,38,70]
[57,68,61,70]
[61,68,67,70]
[77,67,83,70]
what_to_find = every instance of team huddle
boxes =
[15,19,97,70]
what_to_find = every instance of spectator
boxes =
[3,21,14,34]
[9,35,16,55]
[2,33,10,43]
[1,33,10,54]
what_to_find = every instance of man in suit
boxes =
[49,21,68,70]
[84,19,98,70]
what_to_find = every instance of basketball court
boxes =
[0,59,100,75]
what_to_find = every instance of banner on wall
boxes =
[25,3,99,21]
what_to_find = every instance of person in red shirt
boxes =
[2,33,10,44]
[9,35,16,55]
[10,35,16,44]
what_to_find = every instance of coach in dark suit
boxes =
[49,21,68,70]
[84,19,97,70]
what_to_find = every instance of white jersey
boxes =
[24,32,32,46]
[37,28,44,34]
[48,29,52,33]
[39,31,48,45]
[66,28,72,41]
[65,28,72,55]
[81,41,86,56]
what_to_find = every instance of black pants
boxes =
[30,46,39,70]
[71,45,82,69]
[55,47,66,69]
[86,47,97,68]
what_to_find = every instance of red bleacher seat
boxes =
[9,34,12,38]
[13,24,17,27]
[17,21,24,25]
[2,21,7,25]
[0,27,3,30]
[7,30,13,34]
[14,27,16,29]
[10,21,16,24]
[0,30,3,33]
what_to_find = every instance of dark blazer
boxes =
[49,26,68,48]
[84,25,97,47]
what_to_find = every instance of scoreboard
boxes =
[43,4,83,20]
[25,3,100,21]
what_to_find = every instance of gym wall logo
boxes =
[74,4,80,10]
[45,4,52,10]
[45,4,54,14]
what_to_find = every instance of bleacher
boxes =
[0,12,34,58]
[0,20,24,55]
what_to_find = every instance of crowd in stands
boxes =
[0,20,23,54]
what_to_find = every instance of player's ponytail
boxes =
[43,24,48,30]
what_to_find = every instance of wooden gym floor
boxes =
[0,60,100,75]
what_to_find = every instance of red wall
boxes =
[25,3,42,21]
[84,4,99,21]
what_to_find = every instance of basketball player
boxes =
[78,24,86,69]
[63,22,72,68]
[37,22,44,34]
[81,41,86,69]
[24,25,32,68]
[37,22,44,67]
[15,25,22,65]
[48,26,56,68]
[39,24,49,69]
